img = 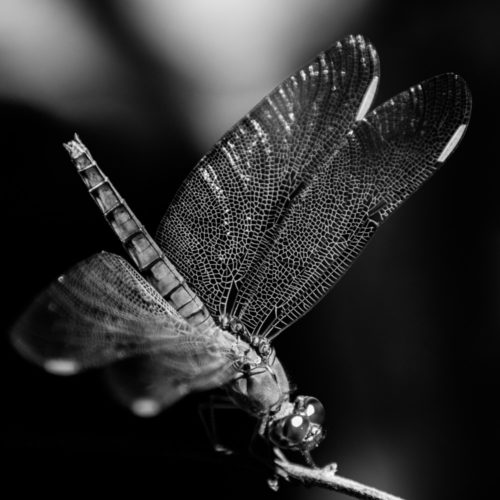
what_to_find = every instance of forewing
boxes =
[10,252,237,391]
[233,73,471,337]
[157,35,379,320]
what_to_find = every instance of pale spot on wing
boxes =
[291,415,303,428]
[356,75,379,121]
[131,398,161,417]
[305,404,315,417]
[437,124,467,162]
[44,359,79,375]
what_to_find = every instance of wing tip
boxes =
[131,398,162,417]
[322,35,380,108]
[369,72,472,138]
[422,73,472,163]
[10,330,82,376]
[43,359,81,376]
[356,74,380,121]
[336,34,379,66]
[436,122,468,163]
[419,72,472,122]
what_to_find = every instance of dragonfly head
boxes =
[267,395,325,452]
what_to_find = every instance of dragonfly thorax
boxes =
[227,347,290,417]
[220,314,273,360]
[222,313,325,452]
[226,337,326,453]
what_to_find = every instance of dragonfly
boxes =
[10,35,471,466]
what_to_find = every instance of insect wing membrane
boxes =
[158,35,380,323]
[104,347,238,416]
[236,73,472,337]
[10,252,237,404]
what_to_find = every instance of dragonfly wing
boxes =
[10,252,238,399]
[104,351,237,416]
[234,73,472,337]
[157,35,379,321]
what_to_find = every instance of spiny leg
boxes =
[247,423,292,491]
[302,449,318,468]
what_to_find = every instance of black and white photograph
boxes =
[1,1,498,499]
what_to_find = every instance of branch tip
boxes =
[272,449,406,500]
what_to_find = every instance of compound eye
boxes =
[303,397,325,425]
[282,414,310,445]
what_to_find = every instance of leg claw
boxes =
[267,476,280,492]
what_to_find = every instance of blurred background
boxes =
[1,1,498,499]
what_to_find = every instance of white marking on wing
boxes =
[131,398,161,417]
[356,76,379,121]
[44,359,79,375]
[437,124,467,163]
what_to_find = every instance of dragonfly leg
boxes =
[198,394,239,455]
[302,449,319,468]
[247,423,291,490]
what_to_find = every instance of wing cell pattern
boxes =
[11,252,239,386]
[158,35,380,323]
[237,74,472,337]
[9,35,472,413]
[159,36,470,339]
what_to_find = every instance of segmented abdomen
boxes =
[64,135,215,331]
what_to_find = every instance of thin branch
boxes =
[274,449,406,500]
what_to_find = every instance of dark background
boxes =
[1,1,498,499]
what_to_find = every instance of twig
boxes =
[273,448,406,500]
